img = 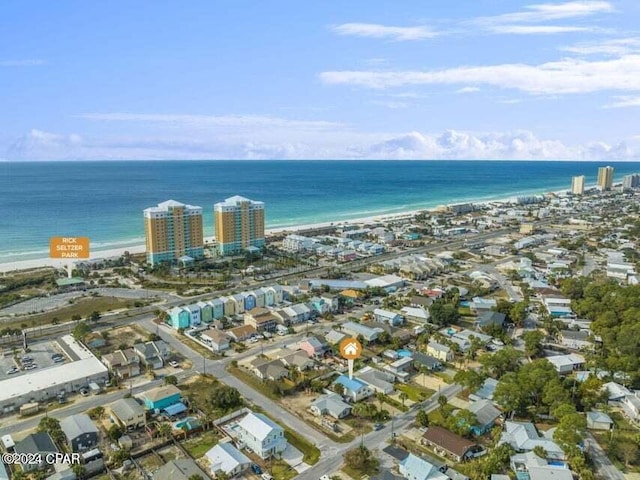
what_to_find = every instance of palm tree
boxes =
[376,392,385,411]
[399,392,408,407]
[157,423,172,439]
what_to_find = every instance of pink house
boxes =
[297,337,326,359]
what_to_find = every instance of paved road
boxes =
[584,433,625,480]
[138,318,341,454]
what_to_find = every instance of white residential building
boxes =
[234,412,287,459]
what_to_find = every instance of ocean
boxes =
[1,160,639,263]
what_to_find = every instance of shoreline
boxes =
[0,185,573,274]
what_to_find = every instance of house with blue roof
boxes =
[399,453,448,480]
[334,375,374,402]
[469,378,499,402]
[373,308,404,326]
[142,385,182,411]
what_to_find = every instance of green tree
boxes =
[399,391,408,407]
[344,445,379,473]
[429,298,460,326]
[416,409,429,428]
[522,330,544,358]
[553,413,587,451]
[479,347,522,378]
[107,424,123,441]
[454,369,486,391]
[72,322,91,341]
[438,395,448,409]
[164,375,178,386]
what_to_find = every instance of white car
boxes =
[169,360,180,368]
[25,364,37,370]
[6,367,19,375]
[261,475,274,480]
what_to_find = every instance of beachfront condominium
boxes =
[214,196,265,256]
[597,166,614,191]
[623,174,640,190]
[144,200,204,265]
[571,175,585,195]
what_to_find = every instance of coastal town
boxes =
[1,165,639,480]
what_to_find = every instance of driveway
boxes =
[584,433,625,480]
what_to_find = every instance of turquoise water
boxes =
[1,160,639,262]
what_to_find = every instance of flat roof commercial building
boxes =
[0,335,108,414]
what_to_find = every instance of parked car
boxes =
[54,357,65,363]
[25,364,37,370]
[169,360,180,368]
[6,367,19,375]
[251,464,263,475]
[373,423,385,431]
[79,388,89,397]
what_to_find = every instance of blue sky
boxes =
[2,0,640,160]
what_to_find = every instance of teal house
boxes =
[167,307,190,329]
[209,299,225,320]
[142,385,182,410]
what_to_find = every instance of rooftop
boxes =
[238,412,283,441]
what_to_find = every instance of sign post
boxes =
[339,337,363,379]
[49,237,90,277]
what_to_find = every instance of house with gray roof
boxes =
[310,393,352,419]
[15,432,58,471]
[467,400,502,436]
[133,340,170,369]
[341,321,384,342]
[110,398,146,429]
[60,414,99,452]
[499,421,565,460]
[426,341,453,362]
[205,442,251,477]
[153,459,208,480]
[586,411,614,431]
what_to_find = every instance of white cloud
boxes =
[371,100,409,109]
[603,95,640,108]
[330,23,438,41]
[456,87,481,94]
[6,127,640,161]
[320,54,640,94]
[477,1,613,25]
[560,37,640,56]
[0,59,46,67]
[488,25,591,34]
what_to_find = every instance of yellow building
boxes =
[214,196,265,256]
[144,200,204,265]
[571,175,585,195]
[597,166,614,191]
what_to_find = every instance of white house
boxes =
[234,412,287,459]
[426,341,454,362]
[206,442,251,477]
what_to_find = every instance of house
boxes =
[373,308,404,326]
[231,294,246,315]
[60,414,99,452]
[341,321,384,342]
[101,349,140,378]
[426,342,454,362]
[602,381,632,401]
[358,367,395,394]
[208,298,225,320]
[310,393,352,419]
[250,359,289,381]
[334,375,375,402]
[201,328,230,352]
[325,330,347,345]
[545,354,585,374]
[510,451,572,480]
[499,421,565,460]
[84,332,106,349]
[279,350,315,371]
[14,432,59,471]
[469,378,499,402]
[234,412,287,459]
[410,296,433,309]
[167,307,191,329]
[206,442,251,477]
[469,297,497,314]
[476,311,506,330]
[220,296,236,317]
[227,325,258,342]
[153,459,209,480]
[133,341,170,369]
[244,307,278,332]
[559,330,592,350]
[586,411,614,431]
[621,393,640,423]
[467,400,502,436]
[421,426,477,462]
[298,336,327,359]
[401,307,431,324]
[412,352,443,372]
[142,385,182,411]
[399,453,448,480]
[110,398,146,429]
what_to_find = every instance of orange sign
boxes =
[339,337,363,360]
[49,237,90,259]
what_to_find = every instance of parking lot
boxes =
[0,339,68,381]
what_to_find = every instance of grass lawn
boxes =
[271,459,297,480]
[3,296,134,330]
[458,306,472,316]
[284,429,320,465]
[181,430,219,458]
[228,366,289,401]
[592,412,640,473]
[342,464,379,480]
[178,335,217,359]
[396,383,435,402]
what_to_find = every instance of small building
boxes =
[469,378,499,402]
[201,328,230,352]
[142,385,182,411]
[559,330,592,350]
[399,453,448,480]
[167,307,191,330]
[133,340,171,369]
[426,342,454,362]
[467,400,502,436]
[310,393,352,419]
[358,367,395,394]
[469,297,497,314]
[341,321,384,342]
[401,306,430,323]
[101,348,140,379]
[110,398,146,429]
[334,375,375,402]
[227,325,258,342]
[153,459,208,480]
[251,359,289,381]
[325,330,347,345]
[234,412,287,459]
[586,411,614,431]
[183,304,201,327]
[373,308,404,326]
[412,352,443,372]
[421,426,477,462]
[545,354,585,374]
[510,451,572,480]
[14,432,59,472]
[60,414,99,452]
[205,442,251,477]
[298,336,327,359]
[244,307,278,332]
[279,350,315,371]
[499,421,565,460]
[476,311,506,330]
